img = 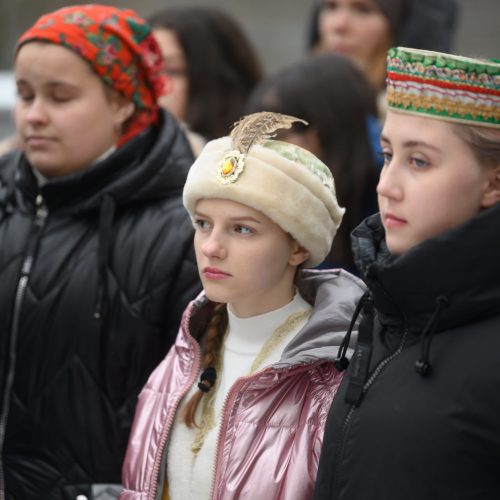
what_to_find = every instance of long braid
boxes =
[183,303,228,428]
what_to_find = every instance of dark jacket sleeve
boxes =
[160,218,201,347]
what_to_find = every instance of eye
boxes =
[320,0,338,11]
[16,88,34,102]
[234,224,254,235]
[409,156,429,169]
[352,1,377,14]
[380,150,392,165]
[50,88,75,103]
[51,94,72,103]
[194,219,211,231]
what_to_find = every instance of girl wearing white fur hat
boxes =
[120,112,366,500]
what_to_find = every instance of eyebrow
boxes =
[194,211,262,224]
[16,78,79,88]
[380,135,442,153]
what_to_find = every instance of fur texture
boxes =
[183,135,344,267]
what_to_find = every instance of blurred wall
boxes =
[1,0,498,74]
[0,0,498,138]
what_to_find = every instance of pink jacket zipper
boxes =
[148,309,201,500]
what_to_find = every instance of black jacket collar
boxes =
[14,110,193,214]
[351,204,500,336]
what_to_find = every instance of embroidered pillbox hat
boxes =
[183,112,344,267]
[386,46,500,128]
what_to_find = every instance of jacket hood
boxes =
[278,269,366,367]
[2,110,196,332]
[14,110,194,213]
[186,268,366,370]
[351,205,500,335]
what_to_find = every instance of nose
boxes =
[23,96,49,126]
[327,6,351,31]
[201,230,227,260]
[376,162,403,201]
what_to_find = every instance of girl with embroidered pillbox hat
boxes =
[314,47,500,500]
[120,112,366,499]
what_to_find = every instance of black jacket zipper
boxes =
[332,327,409,499]
[0,194,48,498]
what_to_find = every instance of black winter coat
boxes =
[314,204,500,500]
[0,112,201,500]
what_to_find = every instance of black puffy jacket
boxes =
[314,204,500,500]
[0,112,201,500]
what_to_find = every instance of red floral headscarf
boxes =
[17,4,171,146]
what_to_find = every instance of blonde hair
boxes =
[452,124,500,169]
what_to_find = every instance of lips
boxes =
[331,44,352,55]
[384,212,407,228]
[325,39,354,55]
[202,266,231,280]
[26,136,55,148]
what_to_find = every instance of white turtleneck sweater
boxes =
[167,293,312,500]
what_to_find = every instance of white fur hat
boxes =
[183,114,344,267]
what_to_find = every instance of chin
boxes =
[28,161,56,177]
[31,163,66,179]
[385,237,407,256]
[202,286,229,305]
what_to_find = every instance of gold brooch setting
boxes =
[216,150,245,184]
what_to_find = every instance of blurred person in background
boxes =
[0,5,200,499]
[148,6,263,156]
[247,53,379,272]
[307,0,459,97]
[306,0,458,184]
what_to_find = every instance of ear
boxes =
[109,91,136,130]
[481,165,500,208]
[289,241,310,267]
[115,101,136,126]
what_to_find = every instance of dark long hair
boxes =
[247,53,379,270]
[148,6,262,140]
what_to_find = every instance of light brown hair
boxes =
[452,123,500,169]
[183,303,228,428]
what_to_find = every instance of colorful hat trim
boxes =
[386,47,500,128]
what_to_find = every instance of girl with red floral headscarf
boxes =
[0,5,201,499]
[16,3,170,154]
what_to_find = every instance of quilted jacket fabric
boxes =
[0,111,201,499]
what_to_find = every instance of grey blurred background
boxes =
[0,0,499,138]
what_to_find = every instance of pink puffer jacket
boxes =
[120,269,365,500]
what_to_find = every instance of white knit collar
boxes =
[225,292,311,355]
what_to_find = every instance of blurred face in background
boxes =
[153,28,189,122]
[15,42,131,178]
[317,0,392,87]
